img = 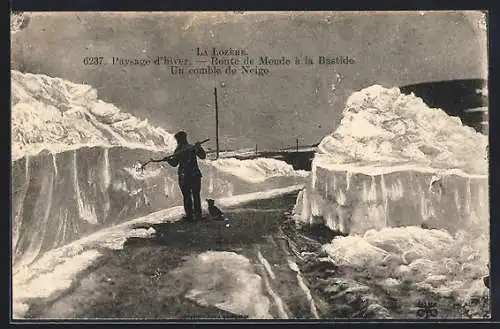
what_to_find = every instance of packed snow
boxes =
[317,85,488,175]
[293,84,489,318]
[12,185,303,319]
[209,158,309,183]
[172,251,273,318]
[11,70,177,160]
[323,226,489,316]
[11,70,309,275]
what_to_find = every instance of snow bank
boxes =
[210,158,309,183]
[294,85,488,235]
[294,163,488,235]
[10,12,28,33]
[318,85,487,175]
[11,70,176,160]
[12,146,308,271]
[323,226,489,316]
[11,71,308,271]
[293,84,489,318]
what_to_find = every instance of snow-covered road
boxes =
[14,186,318,319]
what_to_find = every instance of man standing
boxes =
[149,131,206,220]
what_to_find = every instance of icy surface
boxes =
[317,85,488,175]
[11,70,177,160]
[172,251,273,318]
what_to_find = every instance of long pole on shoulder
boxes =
[138,138,210,171]
[214,87,219,159]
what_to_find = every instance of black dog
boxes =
[206,199,225,221]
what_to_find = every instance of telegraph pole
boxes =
[296,138,299,152]
[214,87,219,159]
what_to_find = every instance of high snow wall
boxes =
[293,85,489,235]
[12,146,307,268]
[291,85,489,318]
[11,69,177,161]
[11,70,308,268]
[293,159,488,235]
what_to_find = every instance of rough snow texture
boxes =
[10,12,28,33]
[293,85,489,318]
[11,70,177,161]
[295,85,488,235]
[318,85,488,175]
[322,226,489,317]
[211,158,309,183]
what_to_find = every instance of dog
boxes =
[206,199,226,221]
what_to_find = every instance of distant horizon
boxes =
[205,141,320,153]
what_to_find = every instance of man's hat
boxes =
[174,131,187,141]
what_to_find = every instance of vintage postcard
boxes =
[10,11,489,320]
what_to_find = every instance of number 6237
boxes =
[83,57,104,65]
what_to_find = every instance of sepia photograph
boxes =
[10,11,489,320]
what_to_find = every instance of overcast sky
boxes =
[11,11,487,151]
